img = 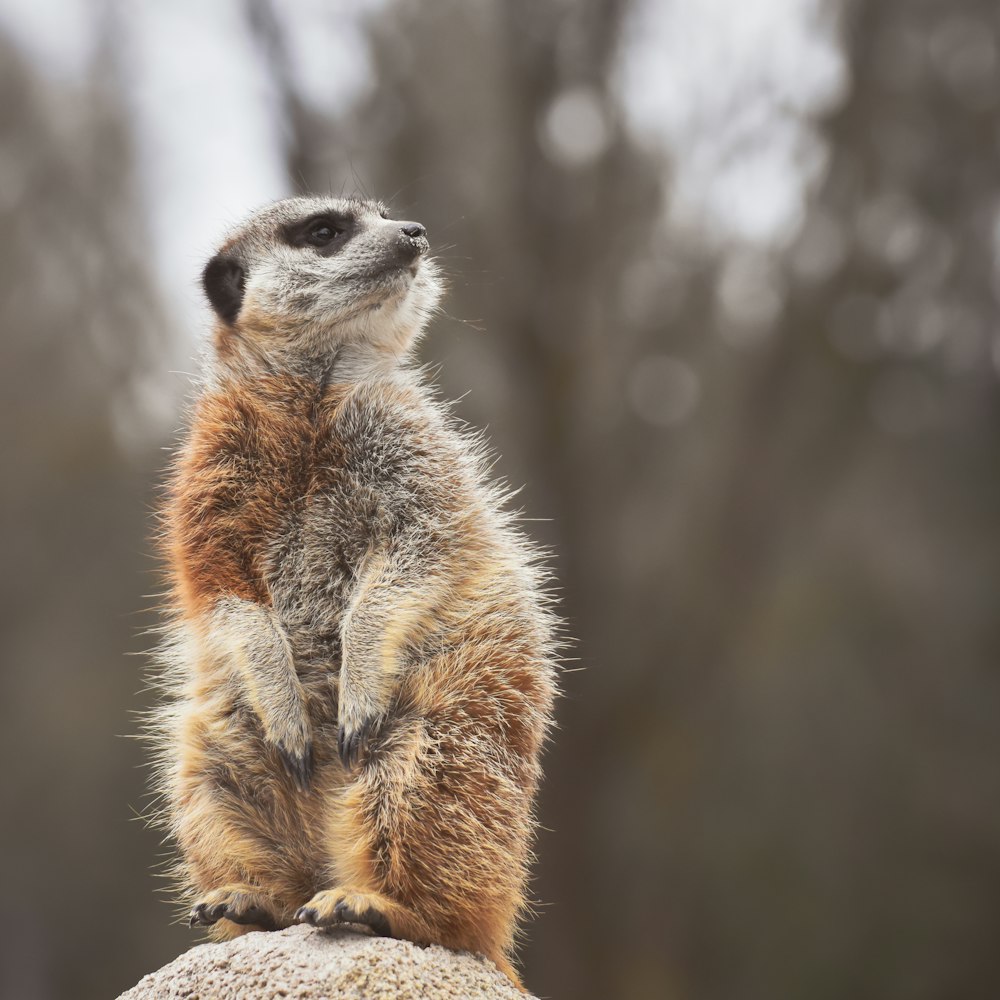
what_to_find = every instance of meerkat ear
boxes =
[202,254,246,325]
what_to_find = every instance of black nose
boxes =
[400,222,426,240]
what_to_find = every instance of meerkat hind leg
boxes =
[189,883,284,932]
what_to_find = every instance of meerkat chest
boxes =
[249,411,383,636]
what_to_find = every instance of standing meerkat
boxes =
[148,196,559,988]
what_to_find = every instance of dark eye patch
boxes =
[282,212,354,253]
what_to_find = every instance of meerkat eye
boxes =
[306,221,342,246]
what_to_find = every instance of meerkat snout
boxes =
[397,221,428,258]
[376,218,429,270]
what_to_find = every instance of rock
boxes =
[118,924,532,999]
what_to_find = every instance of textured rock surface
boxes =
[118,925,532,999]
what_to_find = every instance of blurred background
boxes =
[2,0,1000,997]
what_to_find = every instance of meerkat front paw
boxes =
[336,680,387,770]
[295,887,391,936]
[189,885,282,931]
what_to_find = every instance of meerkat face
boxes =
[202,196,442,366]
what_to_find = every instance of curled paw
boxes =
[295,888,391,937]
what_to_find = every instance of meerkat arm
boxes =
[338,541,446,768]
[208,596,313,789]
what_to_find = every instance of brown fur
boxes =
[146,197,559,990]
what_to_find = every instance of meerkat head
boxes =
[202,196,442,370]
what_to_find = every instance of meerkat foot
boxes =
[295,887,391,936]
[189,885,282,931]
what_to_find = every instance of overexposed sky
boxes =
[0,0,95,80]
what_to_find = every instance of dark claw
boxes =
[189,902,220,928]
[336,724,352,769]
[276,739,313,792]
[295,906,319,925]
[334,900,391,937]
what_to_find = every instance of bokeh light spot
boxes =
[539,86,611,169]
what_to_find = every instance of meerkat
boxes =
[147,196,559,988]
